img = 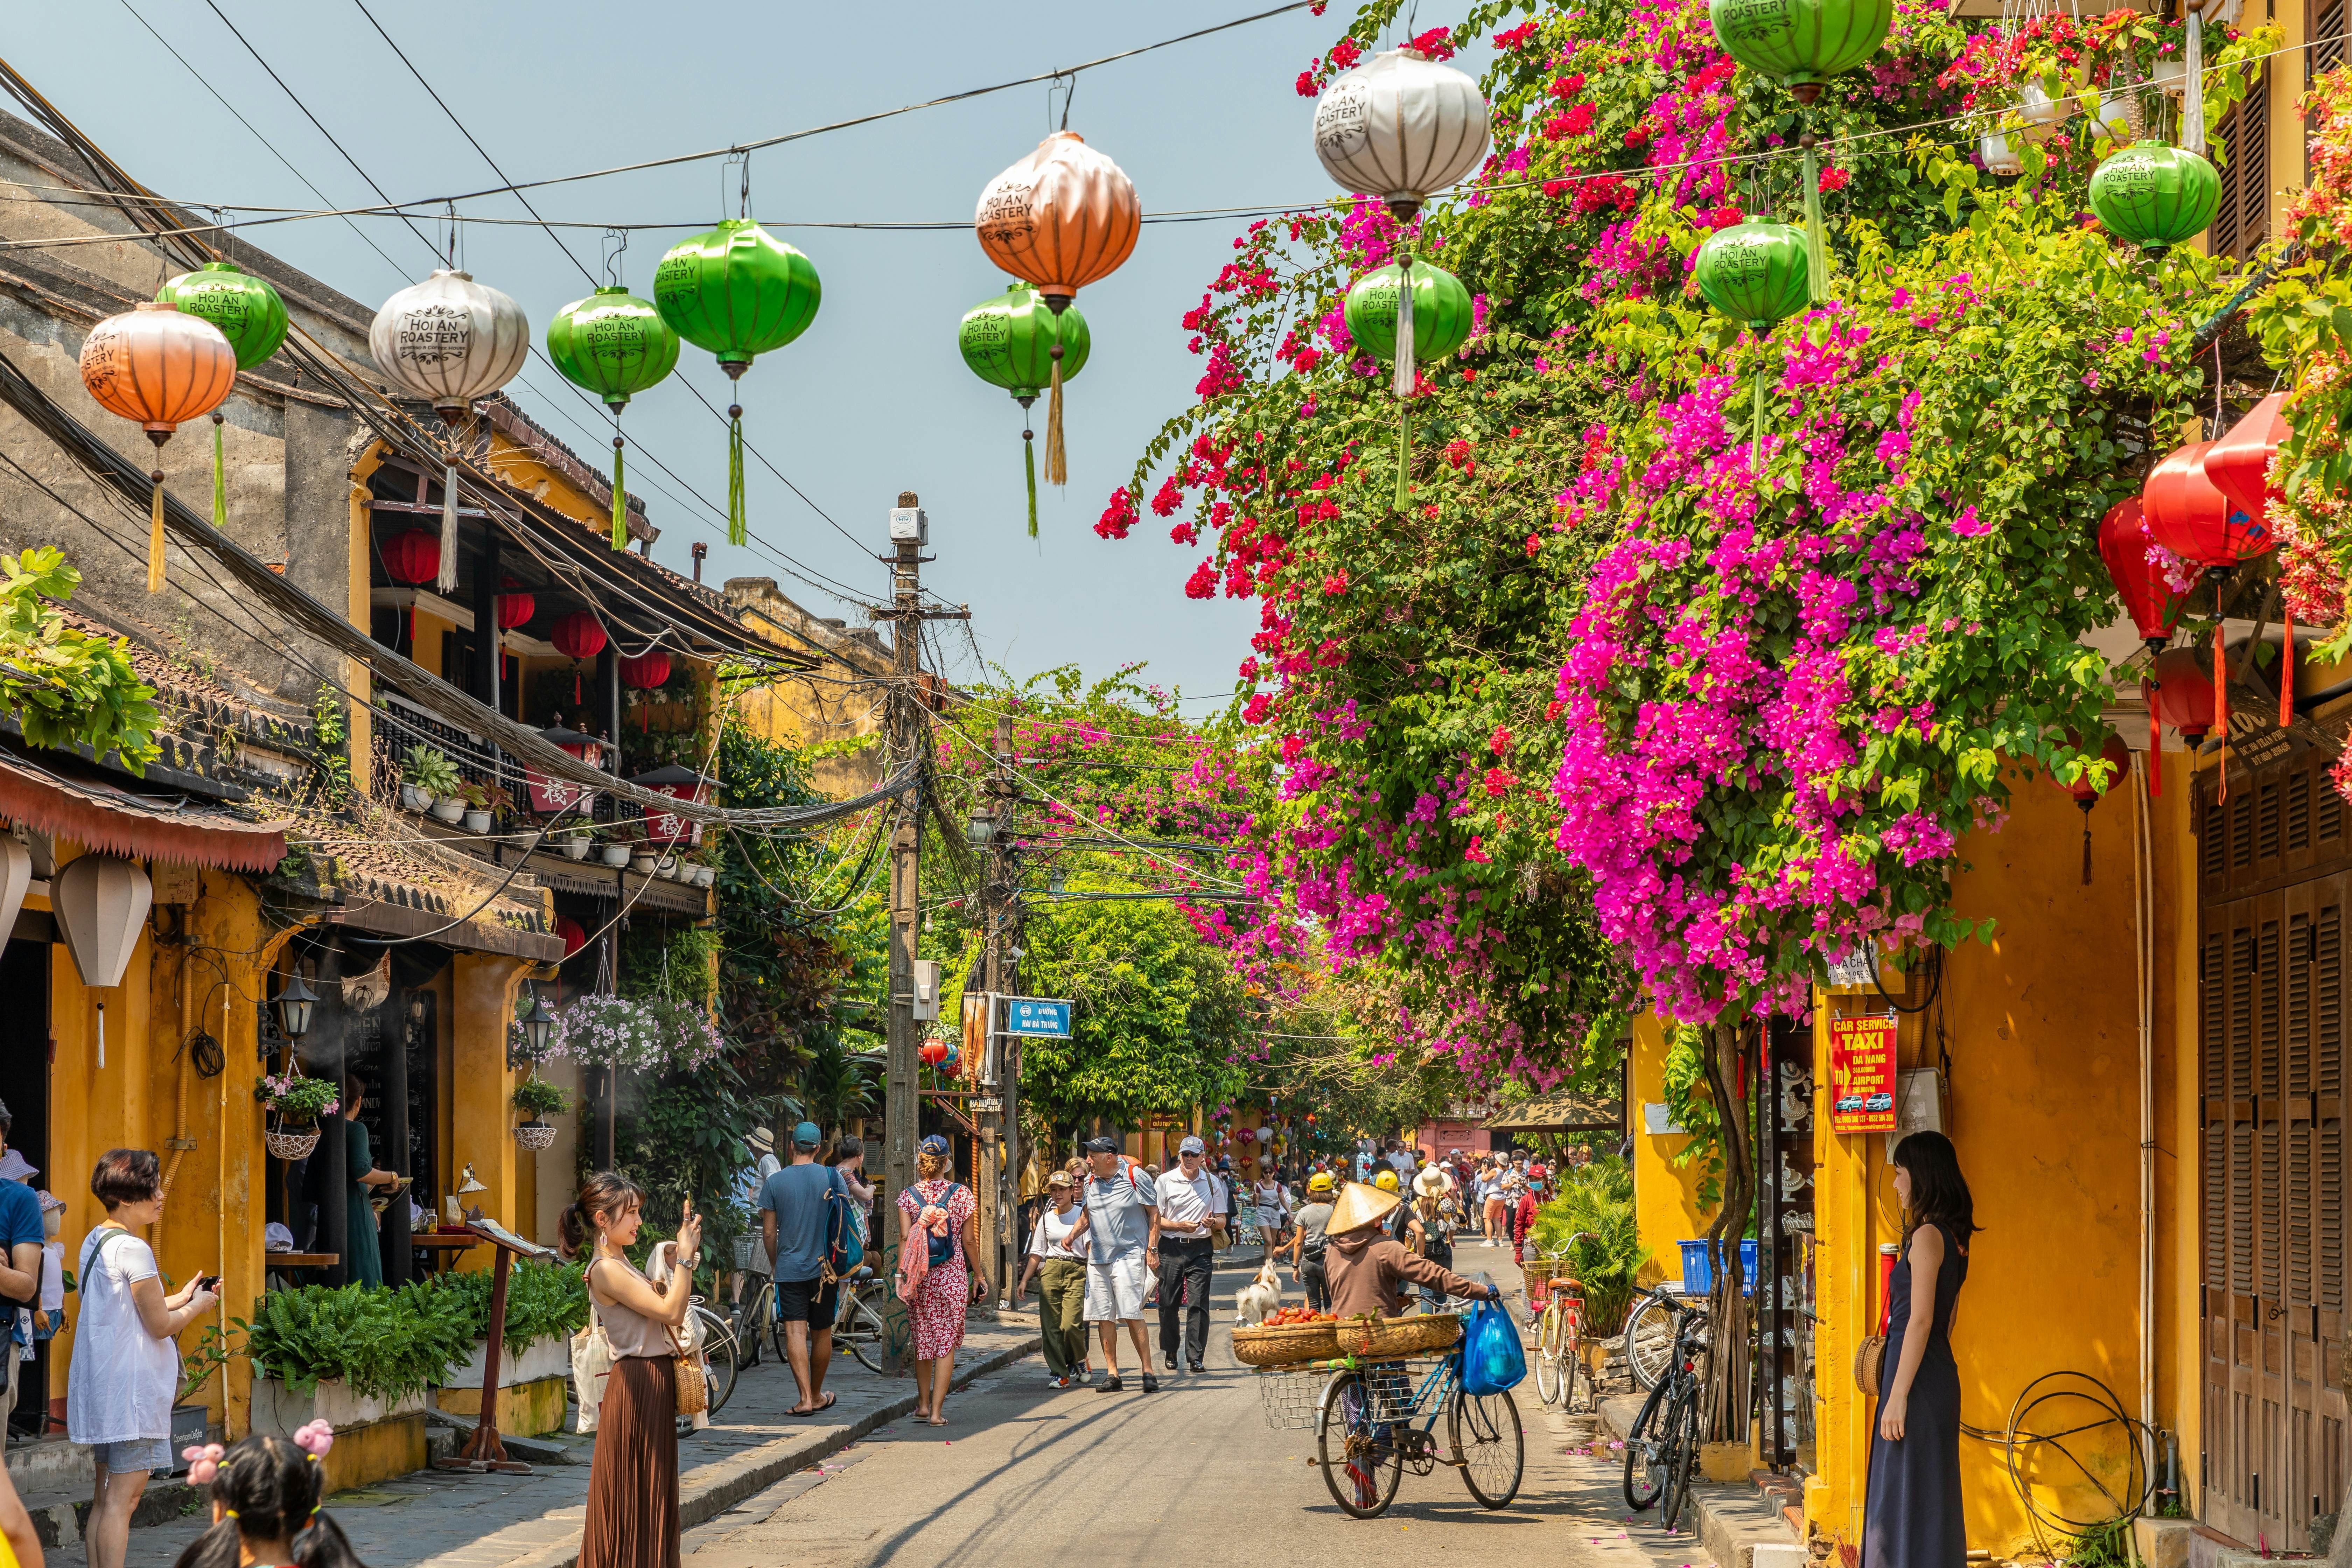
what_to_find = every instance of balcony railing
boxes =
[371,694,626,839]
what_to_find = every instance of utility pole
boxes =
[975,713,1022,1308]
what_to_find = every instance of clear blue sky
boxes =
[8,0,1365,699]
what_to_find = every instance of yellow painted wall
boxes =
[1629,1012,1716,1286]
[1807,770,2162,1559]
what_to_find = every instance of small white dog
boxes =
[1235,1259,1285,1325]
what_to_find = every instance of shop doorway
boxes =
[2199,749,2351,1550]
[0,936,50,1437]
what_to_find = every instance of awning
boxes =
[0,746,286,872]
[1484,1087,1627,1134]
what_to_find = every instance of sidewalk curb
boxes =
[1600,1390,1797,1568]
[485,1335,1041,1568]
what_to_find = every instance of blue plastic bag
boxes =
[1459,1298,1527,1395]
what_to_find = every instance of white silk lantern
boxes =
[1312,49,1491,397]
[370,270,530,592]
[55,854,152,1068]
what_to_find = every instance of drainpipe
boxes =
[2134,750,2157,1492]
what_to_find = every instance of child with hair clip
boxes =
[170,1423,366,1568]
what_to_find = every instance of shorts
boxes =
[1084,1252,1150,1322]
[775,1275,841,1327]
[93,1437,172,1474]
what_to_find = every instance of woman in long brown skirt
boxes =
[563,1172,702,1568]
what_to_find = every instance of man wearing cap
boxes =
[1286,1170,1339,1311]
[1154,1136,1221,1374]
[758,1121,852,1416]
[1323,1180,1499,1319]
[1065,1136,1161,1393]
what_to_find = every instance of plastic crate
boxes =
[1678,1238,1759,1297]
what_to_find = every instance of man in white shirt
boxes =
[1155,1136,1222,1374]
[1385,1140,1415,1178]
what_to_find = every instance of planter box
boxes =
[446,1334,570,1391]
[250,1378,427,1493]
[434,1335,571,1437]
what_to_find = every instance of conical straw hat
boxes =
[1327,1180,1403,1237]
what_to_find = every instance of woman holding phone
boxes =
[564,1172,701,1568]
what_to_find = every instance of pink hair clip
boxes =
[183,1443,225,1485]
[292,1420,334,1459]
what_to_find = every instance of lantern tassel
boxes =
[437,457,460,593]
[2150,702,2162,797]
[2216,622,2229,805]
[147,469,167,594]
[1395,398,1412,512]
[210,412,227,530]
[2283,609,2295,728]
[726,406,746,548]
[1801,135,1827,305]
[1024,430,1039,539]
[611,436,628,552]
[2082,814,2093,886]
[1393,256,1417,399]
[2182,13,2207,156]
[1046,348,1068,488]
[1752,362,1767,484]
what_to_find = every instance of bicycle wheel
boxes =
[1622,1377,1670,1512]
[695,1306,739,1416]
[1533,1303,1564,1407]
[1626,1297,1678,1392]
[1450,1385,1524,1508]
[1660,1387,1703,1533]
[1315,1372,1404,1520]
[732,1281,770,1365]
[836,1285,887,1374]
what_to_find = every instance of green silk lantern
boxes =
[547,287,681,549]
[155,261,287,528]
[653,220,821,545]
[1707,0,1891,301]
[1343,260,1475,508]
[958,284,1091,537]
[1693,222,1812,479]
[2089,141,2222,253]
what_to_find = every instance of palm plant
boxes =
[1530,1156,1648,1335]
[795,1035,881,1138]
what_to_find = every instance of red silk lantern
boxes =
[556,916,586,959]
[2149,648,2215,742]
[2096,497,2182,656]
[550,611,607,661]
[497,576,534,631]
[2047,732,2133,885]
[2204,392,2290,540]
[919,1039,948,1066]
[380,528,441,587]
[619,650,672,690]
[2144,441,2271,569]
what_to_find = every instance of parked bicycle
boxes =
[729,1264,894,1377]
[691,1296,740,1415]
[1621,1283,1710,1532]
[1622,1278,1692,1392]
[1522,1233,1596,1413]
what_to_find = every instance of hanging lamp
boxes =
[2046,733,2133,885]
[2096,497,2184,658]
[958,283,1091,536]
[619,650,672,690]
[155,261,287,531]
[2204,392,2290,539]
[1343,261,1474,507]
[1312,47,1490,474]
[2143,441,2271,568]
[1692,222,1812,480]
[78,303,237,594]
[547,286,680,550]
[975,132,1139,489]
[653,220,821,547]
[2089,142,2221,252]
[369,270,530,593]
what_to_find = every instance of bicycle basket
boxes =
[1255,1367,1327,1432]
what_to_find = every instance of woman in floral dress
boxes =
[897,1134,985,1426]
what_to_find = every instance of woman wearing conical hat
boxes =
[1323,1181,1501,1319]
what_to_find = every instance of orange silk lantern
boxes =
[975,131,1140,488]
[79,302,237,593]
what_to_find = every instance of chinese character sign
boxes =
[1827,1015,1898,1133]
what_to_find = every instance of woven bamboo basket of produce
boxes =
[1335,1311,1461,1359]
[1232,1320,1342,1367]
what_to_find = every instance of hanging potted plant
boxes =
[399,745,458,815]
[511,1078,570,1153]
[255,1070,340,1161]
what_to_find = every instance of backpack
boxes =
[924,1183,964,1268]
[824,1172,864,1275]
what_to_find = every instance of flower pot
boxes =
[693,866,716,888]
[657,859,679,880]
[560,838,591,861]
[630,854,657,875]
[429,797,466,824]
[514,1120,558,1152]
[463,810,492,834]
[600,844,632,868]
[265,1123,320,1161]
[399,783,429,812]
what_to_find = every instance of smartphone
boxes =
[197,1275,222,1293]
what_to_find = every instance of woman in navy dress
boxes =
[1865,1130,1975,1568]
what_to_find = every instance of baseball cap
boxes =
[792,1120,822,1149]
[1046,1169,1074,1189]
[1373,1169,1401,1192]
[1178,1135,1205,1155]
[1083,1135,1120,1155]
[919,1133,951,1157]
[1307,1171,1335,1194]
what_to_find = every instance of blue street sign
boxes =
[999,997,1073,1038]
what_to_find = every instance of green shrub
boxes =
[1529,1156,1648,1336]
[430,1261,589,1356]
[511,1077,572,1120]
[237,1280,474,1402]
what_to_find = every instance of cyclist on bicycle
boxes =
[1323,1182,1500,1317]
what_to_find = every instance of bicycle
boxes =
[1622,1279,1689,1393]
[733,1265,891,1374]
[1522,1233,1595,1414]
[691,1297,740,1416]
[1620,1284,1709,1532]
[1306,1288,1523,1520]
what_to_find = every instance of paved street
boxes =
[676,1248,1704,1567]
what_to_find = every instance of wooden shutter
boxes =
[2212,64,2272,262]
